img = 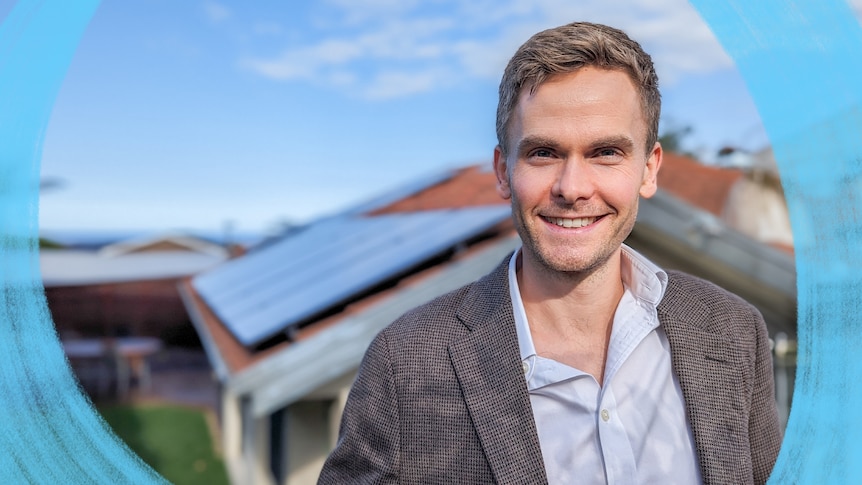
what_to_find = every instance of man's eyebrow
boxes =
[589,135,636,152]
[515,135,560,154]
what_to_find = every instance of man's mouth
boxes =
[543,216,599,228]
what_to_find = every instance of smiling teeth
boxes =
[549,217,596,228]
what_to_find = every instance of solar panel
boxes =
[192,206,511,347]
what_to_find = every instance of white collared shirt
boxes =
[509,244,701,484]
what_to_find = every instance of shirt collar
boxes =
[508,244,668,362]
[619,244,668,306]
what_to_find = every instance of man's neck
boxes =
[517,250,626,384]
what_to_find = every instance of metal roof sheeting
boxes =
[192,206,510,347]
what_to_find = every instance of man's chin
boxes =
[533,254,599,275]
[527,246,618,276]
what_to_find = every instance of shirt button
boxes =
[522,362,529,374]
[601,409,610,422]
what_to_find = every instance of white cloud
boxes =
[203,2,231,24]
[362,68,454,99]
[238,0,737,99]
[241,39,365,81]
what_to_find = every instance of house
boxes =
[712,146,795,252]
[181,158,797,485]
[43,232,231,342]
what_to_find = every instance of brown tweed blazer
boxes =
[319,257,783,485]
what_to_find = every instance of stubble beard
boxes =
[509,193,638,282]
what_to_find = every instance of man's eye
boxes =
[532,149,553,158]
[597,148,620,157]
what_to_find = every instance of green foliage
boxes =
[658,124,693,154]
[99,404,230,485]
[38,237,64,249]
[658,123,697,160]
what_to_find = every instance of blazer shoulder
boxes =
[387,282,475,331]
[662,270,764,337]
[665,270,759,312]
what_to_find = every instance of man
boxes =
[319,21,782,485]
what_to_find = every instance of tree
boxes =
[658,123,694,156]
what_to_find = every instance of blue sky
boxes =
[12,0,861,235]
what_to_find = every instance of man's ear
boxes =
[639,142,662,199]
[493,146,512,200]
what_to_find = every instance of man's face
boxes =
[493,67,661,277]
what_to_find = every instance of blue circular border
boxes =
[689,1,862,482]
[0,1,166,483]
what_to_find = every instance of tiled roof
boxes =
[657,152,744,216]
[370,165,506,214]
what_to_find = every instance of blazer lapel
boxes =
[448,259,548,485]
[660,272,752,485]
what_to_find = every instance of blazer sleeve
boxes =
[748,305,784,485]
[318,331,400,485]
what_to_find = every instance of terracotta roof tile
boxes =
[370,165,506,214]
[769,241,795,255]
[658,152,743,216]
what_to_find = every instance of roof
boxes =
[99,232,230,258]
[40,249,227,287]
[192,206,511,348]
[342,166,463,216]
[657,152,744,216]
[369,165,505,214]
[182,165,514,382]
[180,234,518,393]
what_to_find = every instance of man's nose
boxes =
[551,159,595,202]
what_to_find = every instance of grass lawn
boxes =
[99,403,230,485]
